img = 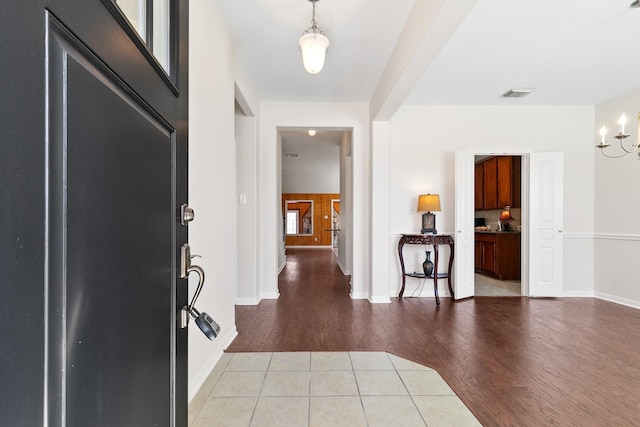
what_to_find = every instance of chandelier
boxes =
[595,113,640,159]
[298,0,329,74]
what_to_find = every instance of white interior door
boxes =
[529,152,563,296]
[454,150,475,299]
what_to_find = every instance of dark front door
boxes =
[0,1,189,426]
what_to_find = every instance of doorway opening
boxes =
[279,128,352,277]
[330,198,340,257]
[473,154,524,296]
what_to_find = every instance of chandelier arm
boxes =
[618,138,640,154]
[599,146,637,159]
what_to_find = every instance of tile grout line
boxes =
[307,352,312,427]
[349,351,372,427]
[391,352,430,427]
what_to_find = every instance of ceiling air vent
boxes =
[502,88,534,98]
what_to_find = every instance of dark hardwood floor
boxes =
[227,248,640,426]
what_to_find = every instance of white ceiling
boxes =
[281,129,341,175]
[405,0,640,106]
[217,0,640,168]
[217,0,640,106]
[217,0,414,103]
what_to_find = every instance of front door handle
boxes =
[179,243,220,340]
[180,243,201,279]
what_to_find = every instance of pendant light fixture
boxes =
[298,0,329,74]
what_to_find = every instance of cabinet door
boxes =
[481,241,496,272]
[474,163,484,210]
[474,240,482,268]
[497,156,513,208]
[483,157,498,209]
[512,156,521,208]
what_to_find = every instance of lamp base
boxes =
[421,212,437,234]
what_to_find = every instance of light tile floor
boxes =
[475,273,521,296]
[189,352,481,427]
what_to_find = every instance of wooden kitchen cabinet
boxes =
[475,232,521,280]
[497,156,512,208]
[483,157,498,209]
[475,156,521,210]
[475,163,484,210]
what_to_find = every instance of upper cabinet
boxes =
[475,162,484,209]
[475,156,521,210]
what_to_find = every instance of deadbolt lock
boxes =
[180,203,195,225]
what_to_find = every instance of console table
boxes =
[398,234,455,305]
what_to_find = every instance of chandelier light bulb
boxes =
[618,113,627,134]
[599,125,607,143]
[299,32,329,74]
[298,0,329,74]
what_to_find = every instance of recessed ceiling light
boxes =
[502,88,535,98]
[308,129,317,136]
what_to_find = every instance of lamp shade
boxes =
[417,194,441,212]
[500,209,514,221]
[298,32,329,74]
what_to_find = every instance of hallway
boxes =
[224,248,640,426]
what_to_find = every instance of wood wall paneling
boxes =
[283,194,339,246]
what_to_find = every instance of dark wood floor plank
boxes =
[227,248,640,426]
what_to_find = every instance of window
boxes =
[114,0,172,74]
[286,211,299,235]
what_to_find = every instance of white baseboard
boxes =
[595,292,640,310]
[188,327,238,402]
[235,297,260,305]
[261,291,280,299]
[277,258,286,274]
[336,259,351,275]
[562,290,595,297]
[350,291,368,299]
[369,296,391,303]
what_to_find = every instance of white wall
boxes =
[235,105,259,305]
[370,121,392,302]
[282,172,339,194]
[281,138,340,194]
[339,131,353,274]
[594,88,640,308]
[188,0,238,400]
[258,103,370,299]
[276,132,285,273]
[387,105,596,297]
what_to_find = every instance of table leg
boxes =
[398,238,406,298]
[433,243,440,305]
[447,242,455,299]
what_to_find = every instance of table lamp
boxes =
[499,206,513,231]
[417,194,441,234]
